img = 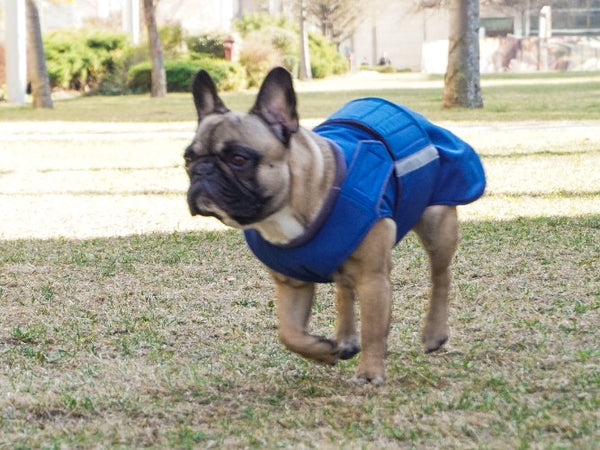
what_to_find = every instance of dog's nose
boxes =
[192,159,216,178]
[184,145,195,164]
[184,145,207,165]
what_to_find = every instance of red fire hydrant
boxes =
[223,35,235,61]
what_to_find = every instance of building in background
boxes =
[346,0,449,71]
[1,0,599,82]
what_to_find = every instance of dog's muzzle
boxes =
[186,158,219,216]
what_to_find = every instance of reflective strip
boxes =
[394,144,439,177]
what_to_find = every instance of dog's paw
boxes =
[313,336,341,365]
[422,333,448,353]
[348,374,384,387]
[337,337,361,360]
[422,321,449,353]
[350,363,385,386]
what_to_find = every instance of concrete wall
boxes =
[345,1,449,71]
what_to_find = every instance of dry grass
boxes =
[1,89,599,447]
[1,220,598,448]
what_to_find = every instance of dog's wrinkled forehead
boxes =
[190,111,285,158]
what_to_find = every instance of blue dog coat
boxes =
[244,98,486,283]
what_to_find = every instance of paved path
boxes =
[294,71,600,92]
[2,119,600,143]
[2,91,599,240]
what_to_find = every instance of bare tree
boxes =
[306,0,363,48]
[142,0,166,97]
[26,0,53,108]
[442,0,483,108]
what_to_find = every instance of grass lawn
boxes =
[1,221,598,448]
[1,71,599,448]
[1,71,599,123]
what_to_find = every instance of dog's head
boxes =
[185,67,300,228]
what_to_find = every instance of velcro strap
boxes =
[324,98,433,161]
[343,140,393,211]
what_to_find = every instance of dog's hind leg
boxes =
[414,205,458,353]
[271,273,339,365]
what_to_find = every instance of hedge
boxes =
[128,58,246,93]
[40,18,348,96]
[44,31,130,91]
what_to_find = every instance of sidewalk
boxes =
[2,119,600,144]
[293,70,600,92]
[1,105,599,240]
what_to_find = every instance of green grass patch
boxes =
[0,217,598,448]
[1,72,599,122]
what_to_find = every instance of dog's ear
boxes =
[192,70,229,124]
[250,67,299,145]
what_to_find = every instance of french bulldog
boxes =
[185,67,485,385]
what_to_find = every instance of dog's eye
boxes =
[221,142,259,170]
[229,154,249,168]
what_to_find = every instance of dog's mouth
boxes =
[187,182,212,216]
[189,201,223,221]
[187,181,270,227]
[187,184,231,223]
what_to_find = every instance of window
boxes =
[530,2,600,35]
[481,17,515,37]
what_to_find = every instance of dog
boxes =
[185,67,485,385]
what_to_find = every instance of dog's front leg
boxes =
[338,219,395,385]
[353,272,392,385]
[271,272,339,364]
[334,282,361,360]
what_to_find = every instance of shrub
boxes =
[239,34,279,87]
[45,31,101,90]
[165,60,197,92]
[128,58,246,93]
[86,33,128,52]
[159,23,185,59]
[186,33,227,59]
[44,30,131,93]
[238,25,299,84]
[86,32,131,95]
[127,62,152,92]
[234,12,347,81]
[309,32,348,78]
[234,12,294,36]
[264,26,298,56]
[189,56,247,91]
[264,25,299,74]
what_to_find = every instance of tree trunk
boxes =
[142,0,166,97]
[26,0,53,108]
[299,0,312,80]
[442,0,483,109]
